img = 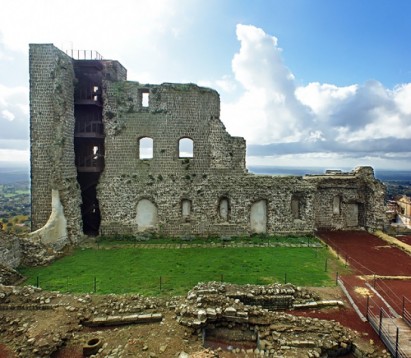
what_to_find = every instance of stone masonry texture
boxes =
[29,44,387,241]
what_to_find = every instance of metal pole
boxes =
[284,273,287,284]
[36,276,39,288]
[335,272,339,286]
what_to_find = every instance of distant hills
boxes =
[0,163,30,184]
[247,166,411,182]
[0,163,409,184]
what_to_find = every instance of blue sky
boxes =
[1,0,411,170]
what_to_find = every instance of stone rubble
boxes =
[175,282,390,357]
[0,282,391,357]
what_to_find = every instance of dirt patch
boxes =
[354,287,373,297]
[0,283,390,358]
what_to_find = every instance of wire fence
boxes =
[22,261,340,296]
[403,296,411,328]
[368,306,408,358]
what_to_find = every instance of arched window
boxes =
[139,137,153,159]
[219,197,230,221]
[179,138,193,158]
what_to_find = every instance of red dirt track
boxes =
[318,231,411,276]
[318,231,411,315]
[397,235,411,246]
[316,230,411,354]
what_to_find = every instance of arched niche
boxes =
[250,200,267,234]
[219,197,230,221]
[136,199,158,231]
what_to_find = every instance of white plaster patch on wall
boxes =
[136,199,159,231]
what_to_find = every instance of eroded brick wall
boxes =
[29,44,82,239]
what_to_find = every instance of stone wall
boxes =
[30,44,387,240]
[0,235,21,269]
[29,44,82,240]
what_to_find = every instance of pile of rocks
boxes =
[0,264,23,285]
[175,282,379,357]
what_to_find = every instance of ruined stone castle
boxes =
[29,44,386,243]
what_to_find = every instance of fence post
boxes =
[335,272,339,286]
[378,309,383,337]
[395,327,399,358]
[366,295,369,320]
[403,296,405,317]
[284,273,287,284]
[36,276,39,288]
[93,277,97,293]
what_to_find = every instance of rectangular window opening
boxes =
[142,92,149,107]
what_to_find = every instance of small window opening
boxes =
[92,145,99,159]
[179,138,194,158]
[142,91,149,107]
[139,137,153,159]
[93,86,99,101]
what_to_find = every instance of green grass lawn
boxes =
[19,246,346,296]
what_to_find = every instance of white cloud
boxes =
[1,109,14,121]
[295,82,357,118]
[0,149,29,163]
[219,24,411,168]
[0,84,29,139]
[222,24,312,145]
[394,83,411,114]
